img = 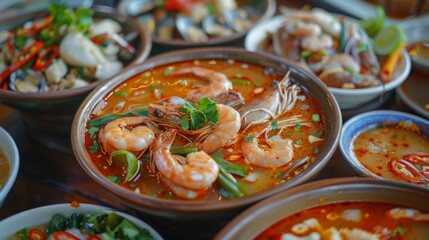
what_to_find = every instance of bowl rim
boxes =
[0,127,19,206]
[120,0,276,48]
[0,203,163,239]
[244,13,411,96]
[214,177,429,240]
[0,5,152,102]
[396,83,429,120]
[71,47,342,214]
[339,110,429,181]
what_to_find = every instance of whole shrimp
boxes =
[318,54,379,88]
[152,129,219,199]
[241,128,294,168]
[238,72,300,129]
[198,104,241,153]
[98,116,155,153]
[169,66,233,102]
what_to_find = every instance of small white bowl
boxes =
[0,127,19,207]
[245,15,411,110]
[0,203,164,239]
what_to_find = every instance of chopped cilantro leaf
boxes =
[107,175,120,183]
[179,97,219,130]
[244,135,255,142]
[271,121,278,130]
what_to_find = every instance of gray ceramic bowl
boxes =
[0,127,19,207]
[0,6,151,153]
[118,0,276,49]
[399,15,429,75]
[215,177,429,240]
[71,47,341,220]
[0,203,163,239]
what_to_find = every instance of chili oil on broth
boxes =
[85,59,325,200]
[352,126,429,184]
[256,202,429,239]
[0,148,10,189]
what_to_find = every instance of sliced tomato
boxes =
[387,158,423,183]
[29,229,46,240]
[403,153,429,165]
[52,231,80,240]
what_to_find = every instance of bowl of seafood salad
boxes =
[0,2,148,93]
[0,3,151,152]
[245,8,411,109]
[118,0,276,48]
[72,47,341,219]
[0,203,163,240]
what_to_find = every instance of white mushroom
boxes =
[90,19,122,37]
[95,60,123,80]
[45,59,68,83]
[59,31,107,67]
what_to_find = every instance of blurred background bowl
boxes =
[0,127,19,207]
[117,0,276,50]
[72,47,341,221]
[0,203,163,239]
[245,14,411,110]
[0,5,152,153]
[340,110,429,183]
[215,177,429,240]
[399,15,429,75]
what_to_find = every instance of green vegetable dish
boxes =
[10,211,153,240]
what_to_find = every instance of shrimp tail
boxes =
[154,129,177,151]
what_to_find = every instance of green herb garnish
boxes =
[213,156,247,177]
[107,175,120,183]
[391,226,406,237]
[295,140,302,145]
[179,97,219,130]
[113,91,129,98]
[314,130,324,138]
[49,1,93,33]
[89,140,100,153]
[312,113,320,122]
[231,79,250,85]
[244,135,255,142]
[301,50,311,58]
[88,126,99,139]
[270,121,278,130]
[89,109,149,127]
[294,123,302,131]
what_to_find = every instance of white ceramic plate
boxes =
[245,14,411,109]
[0,203,164,239]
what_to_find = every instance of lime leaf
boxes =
[374,24,405,56]
[109,150,139,182]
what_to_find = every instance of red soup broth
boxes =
[257,202,429,240]
[85,59,325,201]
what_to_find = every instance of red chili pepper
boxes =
[17,16,52,37]
[29,229,46,240]
[87,236,102,240]
[5,36,14,56]
[91,33,108,45]
[403,153,429,165]
[15,41,45,70]
[52,231,80,240]
[0,41,44,87]
[33,46,59,71]
[387,158,423,183]
[164,0,206,11]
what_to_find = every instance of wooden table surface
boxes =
[0,0,421,239]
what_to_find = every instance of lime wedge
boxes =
[359,6,385,37]
[374,25,405,56]
[109,150,140,182]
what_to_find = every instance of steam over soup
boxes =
[86,59,325,200]
[256,202,429,239]
[0,148,10,190]
[352,120,429,186]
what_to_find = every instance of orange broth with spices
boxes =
[256,202,429,239]
[85,59,325,200]
[352,127,429,185]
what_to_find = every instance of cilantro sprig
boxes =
[179,97,219,130]
[48,1,94,33]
